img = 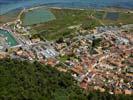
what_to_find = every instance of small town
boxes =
[0,14,133,95]
[1,0,133,99]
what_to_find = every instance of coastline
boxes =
[19,5,133,18]
[0,3,133,16]
[1,5,133,27]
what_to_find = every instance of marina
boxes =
[0,29,18,48]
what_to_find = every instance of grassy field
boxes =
[1,7,132,41]
[29,8,101,40]
[24,8,132,41]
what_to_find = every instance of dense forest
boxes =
[0,59,132,100]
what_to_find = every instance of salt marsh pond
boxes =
[22,7,56,26]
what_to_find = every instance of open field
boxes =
[26,8,133,40]
[29,8,100,40]
[1,7,132,41]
